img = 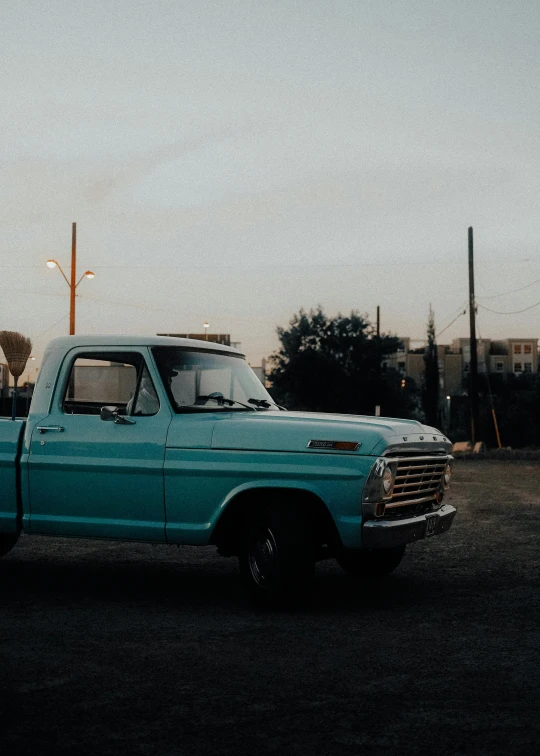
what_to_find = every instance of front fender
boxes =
[164,448,372,547]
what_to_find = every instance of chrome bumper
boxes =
[362,504,457,549]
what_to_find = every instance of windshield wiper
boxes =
[248,398,287,411]
[195,395,256,410]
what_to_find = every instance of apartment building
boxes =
[451,337,538,377]
[384,337,539,397]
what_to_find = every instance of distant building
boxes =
[384,336,539,397]
[250,358,267,387]
[157,333,231,346]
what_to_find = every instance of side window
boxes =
[130,365,160,416]
[62,352,159,416]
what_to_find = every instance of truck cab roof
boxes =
[45,335,243,356]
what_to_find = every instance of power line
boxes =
[77,294,272,323]
[32,314,70,342]
[2,256,539,272]
[477,300,540,315]
[405,302,469,346]
[436,307,468,338]
[476,277,540,301]
[3,288,67,299]
[78,294,170,314]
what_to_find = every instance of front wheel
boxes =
[337,545,405,578]
[239,505,315,605]
[0,533,19,559]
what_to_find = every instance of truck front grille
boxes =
[385,455,449,510]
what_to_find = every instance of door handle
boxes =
[37,426,65,434]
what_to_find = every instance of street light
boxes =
[46,223,94,335]
[203,322,209,340]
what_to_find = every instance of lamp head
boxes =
[46,260,57,269]
[85,271,95,280]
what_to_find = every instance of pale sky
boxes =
[1,0,540,369]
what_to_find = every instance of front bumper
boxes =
[362,503,456,549]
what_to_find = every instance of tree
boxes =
[268,306,418,417]
[422,305,440,427]
[483,372,540,448]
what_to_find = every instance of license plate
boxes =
[425,514,437,537]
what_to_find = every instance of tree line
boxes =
[267,306,540,448]
[267,306,419,420]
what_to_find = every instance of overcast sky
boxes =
[1,0,540,368]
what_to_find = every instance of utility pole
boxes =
[468,227,479,444]
[70,222,77,335]
[46,222,94,336]
[375,305,381,416]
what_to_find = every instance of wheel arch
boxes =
[209,482,342,555]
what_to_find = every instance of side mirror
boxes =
[100,406,117,421]
[100,406,136,425]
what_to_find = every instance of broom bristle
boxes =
[0,331,33,378]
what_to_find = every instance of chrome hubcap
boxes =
[248,527,278,588]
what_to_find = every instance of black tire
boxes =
[0,533,19,558]
[238,504,315,605]
[337,545,405,578]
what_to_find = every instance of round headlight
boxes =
[443,463,452,486]
[382,466,394,494]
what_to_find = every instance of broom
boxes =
[0,331,33,421]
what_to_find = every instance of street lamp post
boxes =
[203,322,209,341]
[46,222,94,335]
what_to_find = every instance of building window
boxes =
[524,344,532,355]
[514,362,522,373]
[496,362,504,372]
[524,363,532,373]
[514,344,522,354]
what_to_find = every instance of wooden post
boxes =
[70,222,76,335]
[491,408,502,449]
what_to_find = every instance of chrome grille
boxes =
[385,455,449,509]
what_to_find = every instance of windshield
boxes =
[152,346,274,413]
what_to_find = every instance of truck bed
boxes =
[0,419,26,533]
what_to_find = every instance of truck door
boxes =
[27,348,172,541]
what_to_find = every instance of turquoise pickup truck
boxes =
[0,335,456,603]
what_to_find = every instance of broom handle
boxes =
[11,376,17,421]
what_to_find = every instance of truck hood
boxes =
[210,411,451,456]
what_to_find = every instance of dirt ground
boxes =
[1,460,539,756]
